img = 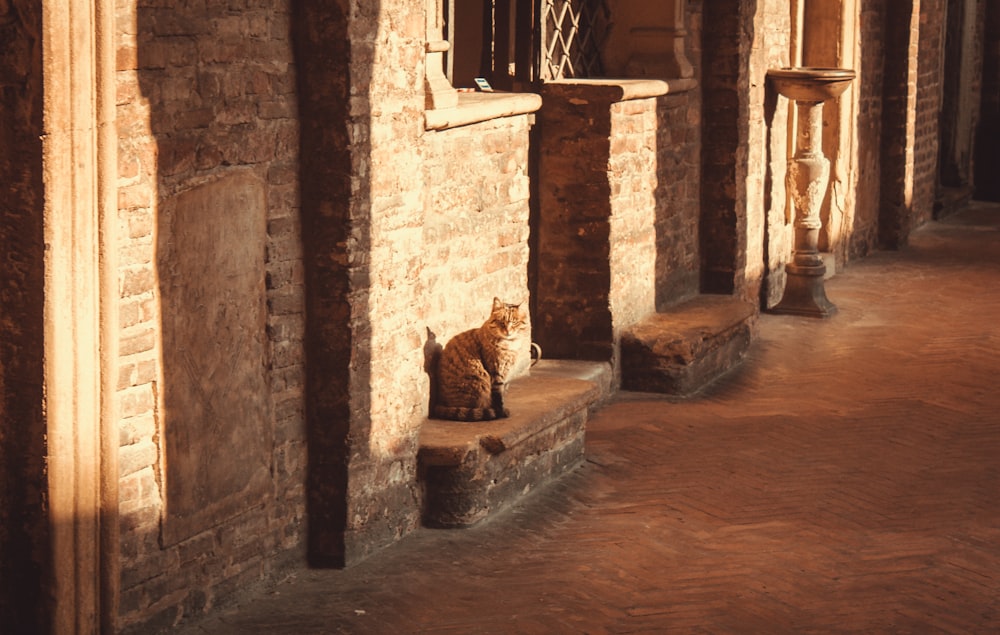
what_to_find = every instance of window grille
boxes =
[539,0,609,81]
[441,0,610,90]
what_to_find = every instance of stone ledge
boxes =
[620,295,758,396]
[542,77,699,103]
[418,360,611,528]
[424,91,542,131]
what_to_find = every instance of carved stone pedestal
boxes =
[768,67,855,318]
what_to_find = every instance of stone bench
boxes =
[620,294,758,396]
[418,360,611,528]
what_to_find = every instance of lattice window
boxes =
[430,0,611,96]
[540,0,610,80]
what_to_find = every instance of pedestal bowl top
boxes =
[767,67,856,102]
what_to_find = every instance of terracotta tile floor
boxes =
[175,202,1000,634]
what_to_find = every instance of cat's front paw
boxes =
[497,406,510,419]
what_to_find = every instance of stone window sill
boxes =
[425,91,543,131]
[541,77,698,103]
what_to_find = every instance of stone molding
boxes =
[425,91,542,130]
[41,0,119,630]
[541,77,697,103]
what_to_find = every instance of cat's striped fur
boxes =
[433,298,528,422]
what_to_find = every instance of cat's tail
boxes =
[432,405,508,422]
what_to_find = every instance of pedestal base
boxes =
[770,266,837,318]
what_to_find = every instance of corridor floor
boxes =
[175,202,1000,634]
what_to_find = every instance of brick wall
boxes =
[700,0,751,297]
[879,0,947,246]
[655,89,702,308]
[339,0,426,567]
[535,81,672,371]
[610,97,660,332]
[535,84,614,362]
[114,0,539,625]
[0,1,48,630]
[1,0,976,630]
[913,0,947,226]
[976,0,1000,199]
[879,0,919,247]
[295,0,355,570]
[745,0,792,306]
[754,0,793,308]
[115,0,303,630]
[422,117,533,351]
[851,0,886,259]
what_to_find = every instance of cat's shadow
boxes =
[423,327,442,415]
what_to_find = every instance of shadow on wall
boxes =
[699,0,746,296]
[760,80,782,309]
[975,0,1000,202]
[0,0,49,631]
[292,0,375,568]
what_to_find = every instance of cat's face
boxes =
[487,298,528,340]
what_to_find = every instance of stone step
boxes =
[418,360,612,528]
[620,294,758,396]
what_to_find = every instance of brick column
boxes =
[535,79,675,373]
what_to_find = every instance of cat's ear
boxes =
[492,297,504,311]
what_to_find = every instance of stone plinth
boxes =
[620,295,757,395]
[418,360,611,528]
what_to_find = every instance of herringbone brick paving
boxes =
[176,202,1000,634]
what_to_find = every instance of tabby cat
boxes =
[433,298,529,422]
